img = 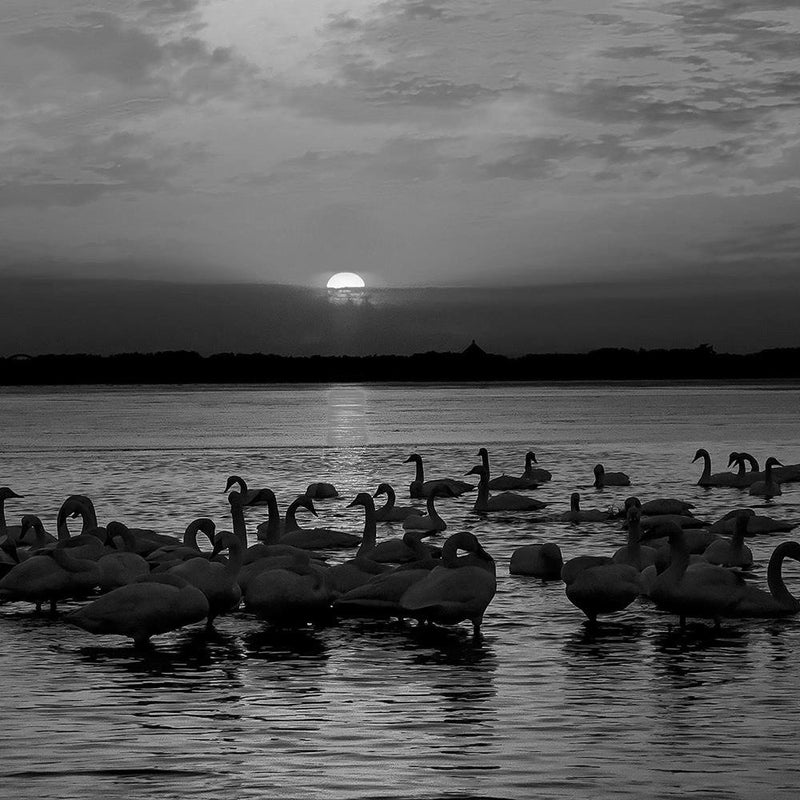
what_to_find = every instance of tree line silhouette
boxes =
[1,343,799,385]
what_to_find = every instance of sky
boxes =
[2,0,799,353]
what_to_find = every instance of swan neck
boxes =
[426,494,443,523]
[700,452,711,480]
[224,536,245,575]
[415,459,424,483]
[229,503,248,548]
[767,543,800,610]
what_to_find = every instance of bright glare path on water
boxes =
[1,383,800,800]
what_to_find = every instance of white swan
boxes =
[65,573,209,646]
[402,485,453,532]
[611,505,657,571]
[563,560,641,623]
[639,498,695,517]
[305,482,339,500]
[467,465,547,512]
[509,542,563,579]
[708,508,795,535]
[641,522,747,628]
[593,464,630,488]
[97,522,150,591]
[372,483,423,523]
[170,531,243,628]
[0,488,24,542]
[404,453,474,499]
[400,531,496,636]
[730,541,800,617]
[749,457,782,498]
[223,475,272,507]
[702,511,753,568]
[558,492,611,523]
[146,518,217,568]
[279,495,361,550]
[692,448,740,487]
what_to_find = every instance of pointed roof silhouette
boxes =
[462,339,487,357]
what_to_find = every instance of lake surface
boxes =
[2,383,800,800]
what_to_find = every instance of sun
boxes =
[327,272,366,289]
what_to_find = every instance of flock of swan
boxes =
[1,446,799,647]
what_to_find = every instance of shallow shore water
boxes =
[2,383,800,800]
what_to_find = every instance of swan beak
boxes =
[346,498,360,508]
[465,466,481,476]
[403,456,414,463]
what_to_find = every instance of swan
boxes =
[467,465,547,512]
[558,493,611,523]
[593,464,630,488]
[0,488,24,542]
[65,573,209,647]
[305,482,339,500]
[17,514,58,551]
[224,475,272,507]
[32,497,109,561]
[280,494,319,535]
[170,531,243,628]
[563,560,641,623]
[708,508,796,535]
[702,511,753,568]
[146,518,217,568]
[404,453,474,499]
[279,495,361,550]
[372,483,423,523]
[243,552,333,627]
[400,531,496,636]
[640,498,695,517]
[641,522,747,628]
[0,544,101,614]
[509,542,563,579]
[727,452,761,486]
[326,494,391,595]
[481,450,540,491]
[692,448,740,487]
[351,492,437,563]
[612,506,657,571]
[730,541,800,617]
[97,522,150,591]
[333,536,437,619]
[749,457,782,498]
[402,485,454,532]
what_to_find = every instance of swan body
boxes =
[640,514,708,530]
[640,498,695,517]
[558,493,611,523]
[65,573,209,645]
[169,531,243,626]
[642,522,747,627]
[468,465,547,513]
[400,531,496,635]
[561,555,613,585]
[405,453,474,499]
[749,457,782,498]
[0,545,101,613]
[372,483,423,523]
[564,562,641,622]
[334,567,431,619]
[243,556,333,627]
[593,464,630,488]
[305,482,338,499]
[702,512,753,568]
[730,541,800,617]
[693,449,740,488]
[612,506,657,571]
[97,522,150,591]
[509,543,563,579]
[708,509,795,535]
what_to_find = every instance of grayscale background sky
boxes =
[2,0,798,354]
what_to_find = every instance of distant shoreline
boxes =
[2,344,799,385]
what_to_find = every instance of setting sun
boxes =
[326,272,366,289]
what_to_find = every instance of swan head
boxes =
[185,517,216,542]
[466,465,487,478]
[443,530,493,562]
[347,492,374,510]
[624,496,641,511]
[223,475,246,494]
[243,488,276,508]
[372,482,392,498]
[692,448,709,463]
[477,447,489,458]
[727,451,741,468]
[20,514,43,539]
[211,531,238,557]
[0,487,23,501]
[640,520,683,543]
[404,453,422,464]
[732,509,756,537]
[593,464,605,477]
[626,504,642,527]
[105,521,131,547]
[526,451,537,464]
[295,495,318,517]
[765,457,783,468]
[60,495,94,520]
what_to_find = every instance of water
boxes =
[2,383,800,800]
